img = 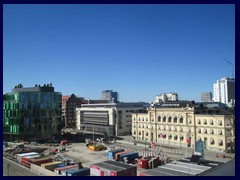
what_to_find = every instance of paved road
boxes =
[3,157,40,176]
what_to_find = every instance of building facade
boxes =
[132,101,235,153]
[213,77,235,104]
[3,83,62,141]
[201,92,212,102]
[62,94,85,128]
[154,93,179,103]
[76,102,149,137]
[101,90,118,103]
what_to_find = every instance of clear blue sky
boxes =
[3,4,235,102]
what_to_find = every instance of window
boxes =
[179,116,183,123]
[210,138,214,145]
[204,128,207,134]
[218,120,222,126]
[188,119,191,124]
[168,126,171,131]
[203,119,207,124]
[157,116,161,122]
[168,116,172,123]
[197,119,201,124]
[218,129,222,135]
[197,128,201,133]
[218,139,223,146]
[210,119,214,125]
[174,116,177,123]
[163,116,166,123]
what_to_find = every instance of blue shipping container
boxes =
[67,168,90,176]
[119,151,138,161]
[107,149,125,160]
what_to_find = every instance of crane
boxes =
[223,57,235,78]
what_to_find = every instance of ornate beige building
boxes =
[132,101,235,153]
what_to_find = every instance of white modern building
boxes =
[213,77,235,104]
[154,93,179,103]
[76,102,149,137]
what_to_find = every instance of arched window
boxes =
[179,116,184,123]
[210,119,214,125]
[163,116,166,123]
[218,120,222,126]
[197,119,201,124]
[218,129,222,135]
[157,115,161,122]
[168,116,172,123]
[174,116,178,123]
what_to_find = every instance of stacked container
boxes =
[90,160,137,176]
[29,157,53,166]
[107,149,125,160]
[15,152,39,163]
[115,150,132,161]
[41,161,63,171]
[118,151,138,163]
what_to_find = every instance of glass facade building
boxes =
[3,84,62,141]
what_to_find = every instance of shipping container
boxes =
[66,168,90,176]
[54,165,78,175]
[107,149,125,160]
[21,155,41,166]
[115,150,132,161]
[29,157,53,166]
[16,152,39,163]
[118,151,138,162]
[103,161,137,176]
[41,161,63,171]
[60,166,79,176]
[140,169,170,176]
[90,161,136,176]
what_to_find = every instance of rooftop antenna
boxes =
[223,57,235,78]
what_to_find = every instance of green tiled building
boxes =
[3,83,62,141]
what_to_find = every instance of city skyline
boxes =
[3,4,235,102]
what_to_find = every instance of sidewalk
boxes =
[115,136,235,163]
